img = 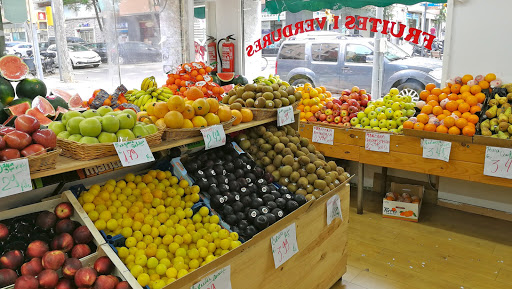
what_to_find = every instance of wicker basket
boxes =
[249,102,299,121]
[26,148,61,173]
[162,116,236,141]
[57,129,164,161]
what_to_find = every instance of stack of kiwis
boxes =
[236,125,350,200]
[221,82,302,110]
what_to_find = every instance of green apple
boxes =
[57,131,71,139]
[383,95,392,102]
[390,129,399,133]
[373,127,381,131]
[385,100,394,108]
[364,126,372,130]
[116,129,136,141]
[387,120,397,129]
[97,106,114,116]
[68,134,83,142]
[82,109,100,118]
[398,125,404,133]
[384,108,394,119]
[105,111,119,116]
[350,117,359,126]
[66,116,85,135]
[380,128,389,132]
[369,119,379,127]
[393,110,404,119]
[49,121,66,135]
[360,117,370,126]
[79,118,102,137]
[377,113,387,121]
[132,124,149,138]
[123,109,137,120]
[368,111,378,119]
[364,106,374,114]
[79,136,99,144]
[145,124,158,135]
[116,113,136,130]
[357,112,366,119]
[375,100,384,107]
[354,124,363,128]
[406,109,416,117]
[379,119,387,129]
[102,115,120,133]
[62,111,82,126]
[389,87,400,96]
[375,107,384,114]
[404,103,415,110]
[391,102,402,111]
[98,132,117,143]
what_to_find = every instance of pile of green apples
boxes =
[48,106,158,144]
[350,88,416,133]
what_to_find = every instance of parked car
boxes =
[84,43,107,62]
[117,41,161,64]
[275,32,442,99]
[5,42,33,57]
[47,44,101,68]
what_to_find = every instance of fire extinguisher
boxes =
[217,34,235,73]
[206,36,217,73]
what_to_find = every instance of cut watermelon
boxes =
[221,84,235,93]
[69,94,83,108]
[32,96,56,116]
[54,106,69,120]
[217,72,235,82]
[8,102,30,116]
[0,55,29,81]
[51,88,72,102]
[46,95,69,110]
[26,108,52,126]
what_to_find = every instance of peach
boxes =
[71,244,91,259]
[21,258,43,276]
[0,250,24,270]
[73,226,93,244]
[26,240,50,259]
[0,223,8,240]
[62,258,82,279]
[42,250,66,270]
[115,281,131,289]
[36,211,58,230]
[55,202,74,219]
[0,268,17,287]
[74,267,97,287]
[14,275,39,289]
[38,269,59,289]
[93,275,118,289]
[56,219,77,234]
[56,278,75,289]
[51,233,75,252]
[94,256,114,275]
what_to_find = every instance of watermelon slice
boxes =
[217,72,235,82]
[54,106,69,120]
[32,96,56,116]
[51,88,72,102]
[0,55,29,81]
[221,84,235,93]
[68,94,83,109]
[7,102,30,116]
[26,108,52,126]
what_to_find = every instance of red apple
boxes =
[14,275,39,289]
[0,250,24,270]
[36,211,58,230]
[344,122,352,127]
[325,109,333,116]
[0,223,8,240]
[320,106,327,113]
[349,113,358,119]
[55,202,74,219]
[21,144,45,157]
[0,136,5,150]
[115,281,131,289]
[74,267,97,287]
[15,115,40,134]
[334,116,341,123]
[342,116,350,123]
[326,101,333,109]
[340,103,349,110]
[341,110,348,117]
[62,258,82,279]
[326,115,334,122]
[32,129,57,149]
[367,94,372,100]
[348,106,358,113]
[341,95,349,102]
[360,99,369,107]
[349,92,360,100]
[21,258,43,276]
[332,103,340,111]
[360,89,367,95]
[56,278,75,289]
[351,86,360,93]
[51,233,74,252]
[0,149,20,161]
[42,250,66,270]
[318,114,326,121]
[4,131,32,150]
[73,226,93,244]
[307,116,317,122]
[322,120,329,124]
[342,89,351,96]
[332,99,341,105]
[314,111,322,119]
[38,269,59,289]
[0,268,17,287]
[71,244,91,259]
[332,110,340,117]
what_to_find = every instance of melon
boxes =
[54,106,69,121]
[7,102,30,116]
[0,55,29,81]
[46,95,69,110]
[68,94,83,108]
[9,98,32,106]
[16,78,47,99]
[51,88,72,102]
[26,108,52,126]
[32,96,56,116]
[221,84,235,93]
[0,103,9,124]
[0,77,15,105]
[216,72,235,82]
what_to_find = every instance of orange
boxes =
[478,80,489,89]
[475,92,486,103]
[461,112,471,120]
[462,125,476,136]
[436,125,448,134]
[460,92,472,101]
[456,99,465,105]
[466,95,478,106]
[455,118,468,129]
[448,126,461,135]
[458,103,470,113]
[427,100,440,107]
[441,87,451,95]
[206,98,219,113]
[424,124,436,132]
[403,121,414,129]
[484,73,496,82]
[432,106,443,116]
[461,74,473,84]
[470,85,481,95]
[413,122,425,130]
[192,99,210,116]
[452,111,462,118]
[185,87,204,100]
[310,105,320,113]
[217,106,232,122]
[437,114,447,121]
[450,84,461,94]
[425,83,436,91]
[444,116,455,128]
[182,119,194,128]
[426,95,439,103]
[153,102,170,119]
[448,93,459,101]
[155,118,166,129]
[240,109,253,123]
[146,102,157,116]
[431,88,442,96]
[182,104,195,119]
[164,111,184,129]
[468,114,479,124]
[417,113,429,124]
[460,85,470,94]
[231,110,242,126]
[167,96,186,112]
[191,116,208,127]
[419,90,429,100]
[446,101,459,112]
[470,106,481,114]
[204,113,221,126]
[438,93,448,101]
[421,105,433,115]
[443,110,451,116]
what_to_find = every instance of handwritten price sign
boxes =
[201,125,226,150]
[484,146,512,179]
[312,126,334,145]
[422,139,451,162]
[190,265,231,289]
[365,132,390,152]
[271,223,298,268]
[0,159,32,198]
[277,106,294,126]
[114,139,155,167]
[326,194,342,225]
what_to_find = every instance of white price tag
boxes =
[326,194,342,225]
[190,265,231,289]
[422,139,451,162]
[277,106,294,126]
[484,146,512,179]
[271,223,298,268]
[201,125,226,150]
[312,126,334,145]
[114,139,155,167]
[365,132,390,152]
[0,159,32,198]
[231,142,244,154]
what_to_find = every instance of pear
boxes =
[498,131,509,139]
[498,97,507,105]
[499,122,510,132]
[486,105,498,118]
[490,118,499,126]
[488,99,499,107]
[509,114,512,123]
[503,103,512,109]
[498,114,509,123]
[480,119,490,130]
[497,107,504,116]
[481,128,493,136]
[504,107,512,117]
[507,92,512,101]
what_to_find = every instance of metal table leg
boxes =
[357,162,364,214]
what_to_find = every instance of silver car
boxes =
[276,32,442,98]
[48,44,101,68]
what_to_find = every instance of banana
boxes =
[160,93,173,98]
[151,92,158,97]
[141,78,149,90]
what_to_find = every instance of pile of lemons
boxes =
[77,170,242,289]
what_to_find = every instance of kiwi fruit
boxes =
[228,89,237,97]
[240,139,251,150]
[282,155,294,166]
[316,169,326,179]
[287,183,298,193]
[289,136,300,145]
[230,102,243,110]
[255,160,263,167]
[328,161,337,171]
[228,95,238,105]
[342,172,350,179]
[288,95,296,104]
[282,148,293,156]
[255,126,266,136]
[307,173,318,184]
[306,194,314,201]
[255,84,264,92]
[273,155,283,167]
[248,145,258,155]
[265,164,275,173]
[222,96,230,104]
[278,90,288,98]
[324,176,332,185]
[254,97,266,108]
[273,98,283,108]
[294,91,302,99]
[301,147,310,155]
[279,165,293,177]
[262,86,273,93]
[313,160,324,170]
[260,144,272,153]
[322,187,330,195]
[316,153,325,161]
[273,91,281,99]
[298,177,308,189]
[271,83,280,91]
[298,156,310,166]
[274,131,284,138]
[279,177,289,186]
[307,144,316,153]
[296,189,307,196]
[300,137,309,147]
[265,100,275,109]
[271,170,281,181]
[256,92,262,98]
[268,125,278,132]
[267,150,277,159]
[305,163,316,174]
[262,92,274,100]
[279,137,290,145]
[242,91,255,100]
[323,164,331,172]
[306,184,314,193]
[235,87,245,96]
[307,153,318,163]
[337,167,346,174]
[298,168,308,178]
[286,86,295,95]
[312,189,322,199]
[295,151,306,158]
[246,98,255,107]
[256,151,266,160]
[287,143,298,153]
[280,97,290,106]
[274,143,285,153]
[291,162,300,172]
[268,136,279,146]
[245,83,256,91]
[289,171,300,183]
[263,131,273,140]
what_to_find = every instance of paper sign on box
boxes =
[365,132,390,152]
[190,265,231,289]
[114,139,155,167]
[201,125,226,150]
[0,159,32,198]
[484,146,512,180]
[277,106,294,126]
[326,194,342,225]
[422,139,451,162]
[312,126,334,145]
[271,223,298,268]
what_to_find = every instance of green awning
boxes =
[265,1,446,14]
[194,7,205,19]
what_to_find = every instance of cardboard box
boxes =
[382,182,424,222]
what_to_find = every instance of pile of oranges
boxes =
[296,84,333,121]
[403,73,497,136]
[164,62,225,100]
